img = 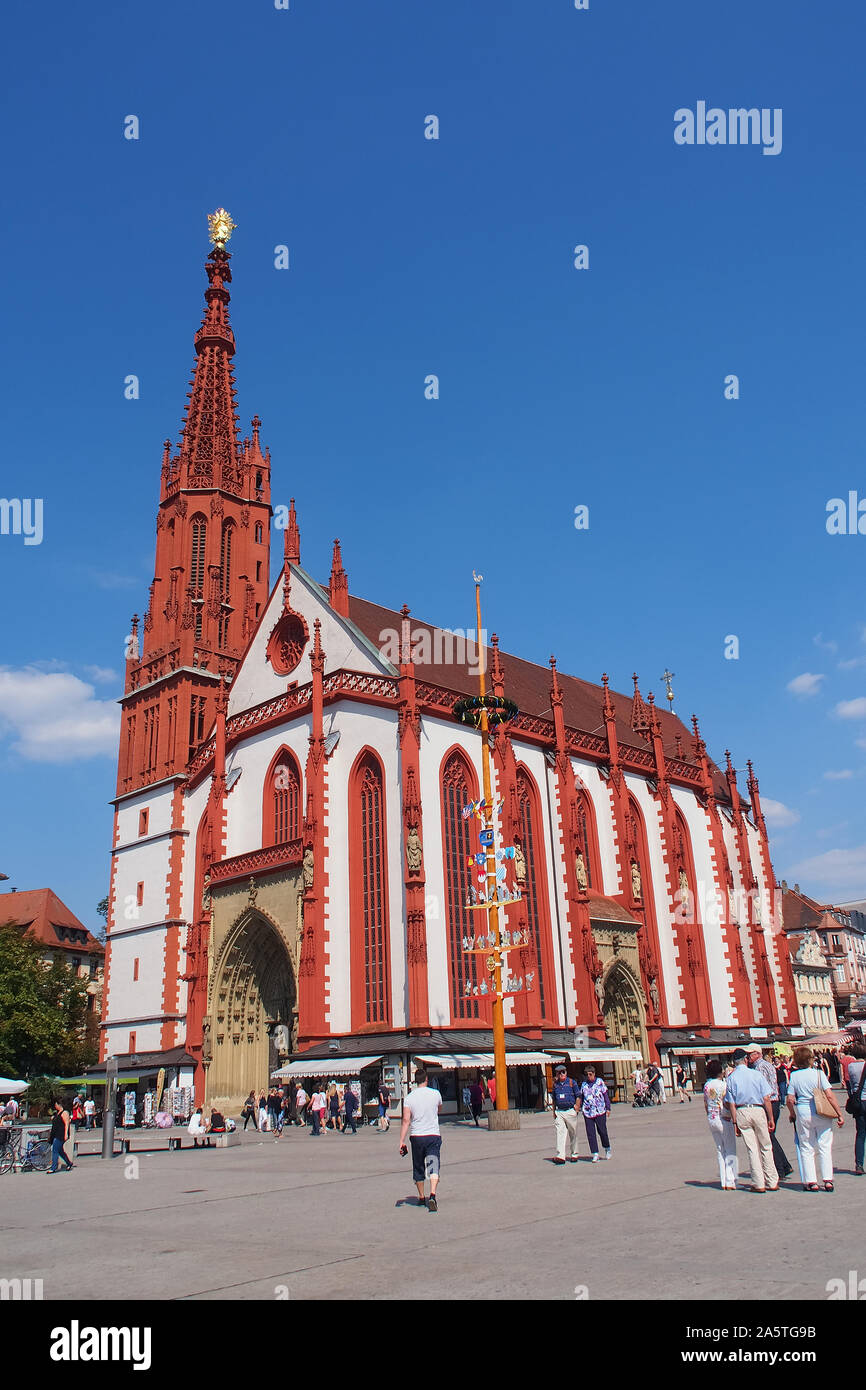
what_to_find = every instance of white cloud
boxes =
[834,698,866,720]
[0,666,120,762]
[813,634,838,654]
[823,769,855,781]
[856,737,866,751]
[787,672,825,697]
[82,666,120,686]
[788,844,866,901]
[762,798,800,828]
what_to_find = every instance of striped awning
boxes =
[550,1049,643,1063]
[272,1055,383,1079]
[416,1052,549,1070]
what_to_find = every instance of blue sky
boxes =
[1,0,865,927]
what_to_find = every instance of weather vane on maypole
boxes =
[452,572,525,1126]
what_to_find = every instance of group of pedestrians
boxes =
[701,1043,862,1193]
[241,1080,370,1137]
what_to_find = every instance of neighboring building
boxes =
[0,888,104,1048]
[100,216,800,1110]
[788,932,838,1034]
[782,883,866,1022]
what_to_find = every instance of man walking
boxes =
[84,1096,96,1129]
[748,1045,793,1179]
[725,1048,779,1193]
[343,1085,359,1134]
[551,1064,582,1165]
[399,1069,443,1210]
[47,1098,74,1174]
[378,1078,391,1131]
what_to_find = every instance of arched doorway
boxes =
[603,961,648,1097]
[207,910,296,1108]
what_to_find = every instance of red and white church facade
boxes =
[100,223,800,1108]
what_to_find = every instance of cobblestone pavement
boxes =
[2,1102,862,1300]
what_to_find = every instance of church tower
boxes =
[102,211,272,1063]
[116,210,272,799]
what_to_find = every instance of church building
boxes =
[100,213,800,1109]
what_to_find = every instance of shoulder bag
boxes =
[846,1066,866,1117]
[813,1079,836,1119]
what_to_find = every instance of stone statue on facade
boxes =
[594,973,605,1014]
[303,848,315,889]
[201,1020,212,1064]
[575,852,588,891]
[248,876,258,906]
[406,827,423,875]
[649,976,660,1014]
[514,843,527,883]
[631,861,642,900]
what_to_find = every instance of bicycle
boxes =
[0,1127,52,1173]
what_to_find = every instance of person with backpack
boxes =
[845,1042,866,1176]
[645,1062,663,1104]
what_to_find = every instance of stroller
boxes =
[632,1077,655,1107]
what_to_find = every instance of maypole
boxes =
[452,573,532,1129]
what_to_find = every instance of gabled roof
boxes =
[585,891,642,926]
[347,594,736,803]
[0,889,104,954]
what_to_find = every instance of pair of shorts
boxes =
[409,1134,442,1183]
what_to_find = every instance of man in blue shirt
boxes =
[551,1065,582,1165]
[725,1048,779,1193]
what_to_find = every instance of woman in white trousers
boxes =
[785,1045,844,1192]
[703,1059,738,1189]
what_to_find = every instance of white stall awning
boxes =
[417,1052,549,1070]
[272,1054,382,1079]
[550,1049,643,1063]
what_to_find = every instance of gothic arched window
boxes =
[190,514,207,641]
[574,788,601,891]
[441,750,482,1021]
[517,767,556,1023]
[218,520,235,647]
[263,748,302,846]
[350,751,391,1027]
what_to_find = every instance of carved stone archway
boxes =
[603,960,648,1091]
[207,908,296,1109]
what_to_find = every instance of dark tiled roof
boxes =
[347,594,736,805]
[586,892,641,926]
[0,888,104,954]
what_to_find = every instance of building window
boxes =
[138,808,149,837]
[441,750,481,1021]
[517,768,554,1021]
[255,522,263,543]
[574,791,599,890]
[256,561,262,582]
[835,965,846,982]
[133,958,140,982]
[190,515,207,642]
[218,520,235,648]
[264,749,302,845]
[70,956,81,974]
[128,1032,136,1053]
[136,882,144,907]
[349,751,391,1026]
[188,695,208,758]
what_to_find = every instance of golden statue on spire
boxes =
[208,207,237,248]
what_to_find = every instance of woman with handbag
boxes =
[785,1045,844,1192]
[845,1042,866,1175]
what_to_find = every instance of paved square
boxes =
[3,1103,862,1300]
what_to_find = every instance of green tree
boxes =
[0,924,97,1078]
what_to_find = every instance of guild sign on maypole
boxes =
[452,572,527,1128]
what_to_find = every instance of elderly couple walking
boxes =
[551,1063,611,1164]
